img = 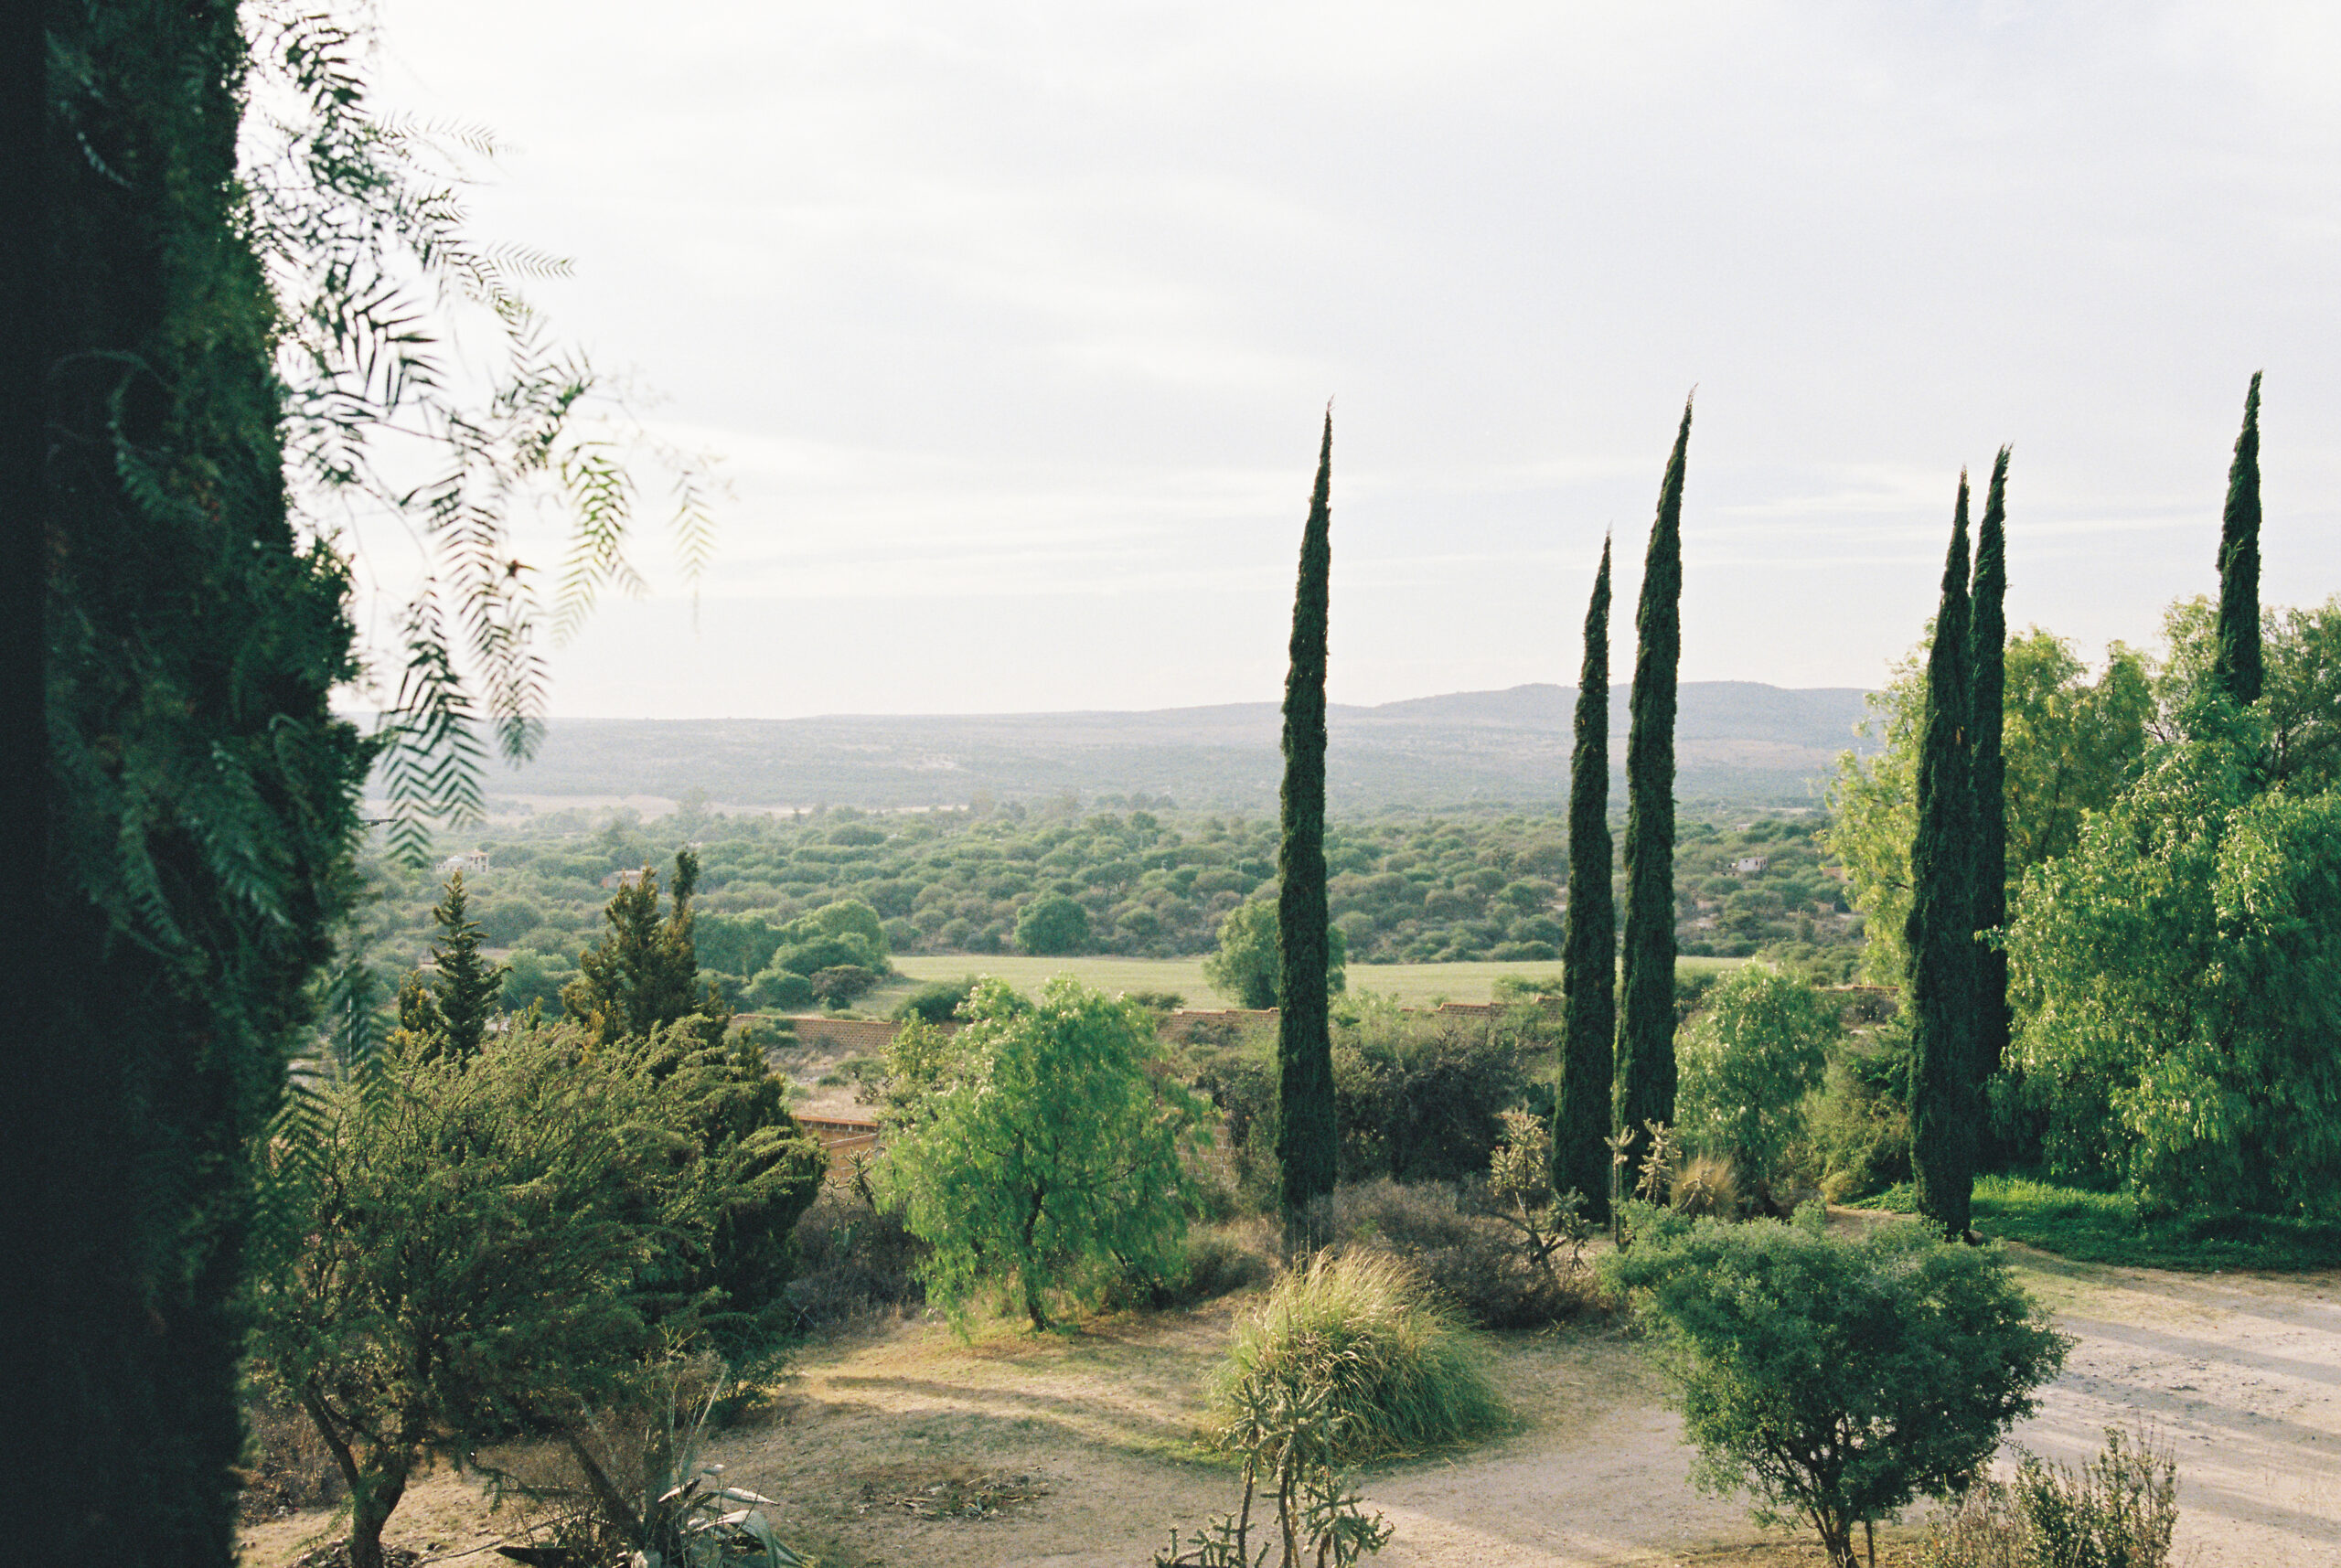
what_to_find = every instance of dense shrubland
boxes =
[347,805,1862,1015]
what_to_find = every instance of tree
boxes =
[2004,741,2341,1215]
[391,871,508,1060]
[1908,475,1979,1240]
[2156,591,2341,791]
[250,1035,669,1568]
[1015,892,1091,955]
[1277,411,1340,1235]
[1676,964,1837,1194]
[31,8,372,1561]
[1205,896,1348,1010]
[563,851,727,1048]
[1829,629,2153,986]
[1971,450,2012,1085]
[1557,537,1617,1219]
[1600,1206,2068,1568]
[2214,372,2264,707]
[1617,399,1693,1157]
[875,977,1205,1331]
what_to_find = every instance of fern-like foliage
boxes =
[241,1,722,862]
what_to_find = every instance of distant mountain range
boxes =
[418,682,1880,816]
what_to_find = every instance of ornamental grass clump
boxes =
[1212,1251,1507,1464]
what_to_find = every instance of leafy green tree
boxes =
[876,978,1206,1330]
[2214,372,2264,707]
[1600,1207,2068,1568]
[250,1035,669,1568]
[1277,412,1340,1234]
[894,975,981,1024]
[1617,399,1694,1157]
[563,851,727,1047]
[1015,891,1091,955]
[1830,629,2153,985]
[1908,475,1980,1239]
[1558,537,1618,1219]
[1205,896,1348,1010]
[2004,740,2341,1214]
[1676,965,1836,1192]
[391,872,509,1060]
[2156,592,2341,791]
[1971,450,2013,1084]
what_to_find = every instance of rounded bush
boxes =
[1212,1250,1507,1462]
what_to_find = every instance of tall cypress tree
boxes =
[1275,411,1339,1241]
[1971,449,2011,1093]
[2214,371,2264,707]
[1556,539,1616,1219]
[1908,474,1980,1241]
[1615,399,1692,1155]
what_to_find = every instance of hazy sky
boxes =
[372,0,2341,719]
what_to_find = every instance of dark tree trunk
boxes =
[1615,399,1692,1157]
[1909,475,1980,1240]
[1556,538,1616,1219]
[1276,411,1339,1247]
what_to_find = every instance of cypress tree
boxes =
[1908,475,1980,1241]
[1971,449,2011,1093]
[1556,538,1616,1219]
[2214,371,2264,707]
[1615,398,1692,1156]
[1275,411,1339,1241]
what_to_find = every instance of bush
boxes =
[1106,1221,1277,1312]
[1015,892,1090,955]
[808,964,879,1007]
[1327,1179,1592,1329]
[746,965,815,1011]
[1812,1024,1914,1203]
[893,975,979,1024]
[785,1181,928,1329]
[1675,962,1837,1195]
[1213,1251,1508,1463]
[1331,1001,1533,1184]
[1601,1205,2070,1568]
[1919,1425,2178,1568]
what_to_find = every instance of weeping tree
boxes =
[1908,475,1979,1241]
[1970,450,2011,1093]
[1276,412,1340,1243]
[1555,538,1616,1220]
[2214,372,2264,709]
[1616,399,1693,1157]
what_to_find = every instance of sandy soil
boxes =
[238,1244,2341,1568]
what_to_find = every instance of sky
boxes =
[367,0,2341,719]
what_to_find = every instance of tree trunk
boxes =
[347,1455,411,1568]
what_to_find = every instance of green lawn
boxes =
[1865,1174,2341,1273]
[883,953,1744,1011]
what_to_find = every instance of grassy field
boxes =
[884,953,1746,1010]
[1865,1174,2341,1273]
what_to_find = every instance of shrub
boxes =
[1213,1251,1508,1463]
[747,965,815,1011]
[1015,892,1091,955]
[1331,1000,1532,1184]
[877,978,1206,1330]
[1918,1425,2179,1568]
[893,975,979,1024]
[1670,1153,1741,1218]
[1812,1024,1914,1203]
[807,964,879,1007]
[1676,962,1837,1195]
[784,1181,927,1329]
[1600,1206,2070,1568]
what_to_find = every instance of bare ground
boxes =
[239,1243,2341,1568]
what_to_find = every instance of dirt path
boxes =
[239,1253,2341,1568]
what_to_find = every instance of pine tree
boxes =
[1276,411,1339,1241]
[395,872,508,1060]
[2214,371,2264,707]
[1556,538,1617,1220]
[563,849,727,1048]
[1908,475,1980,1241]
[1615,398,1692,1157]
